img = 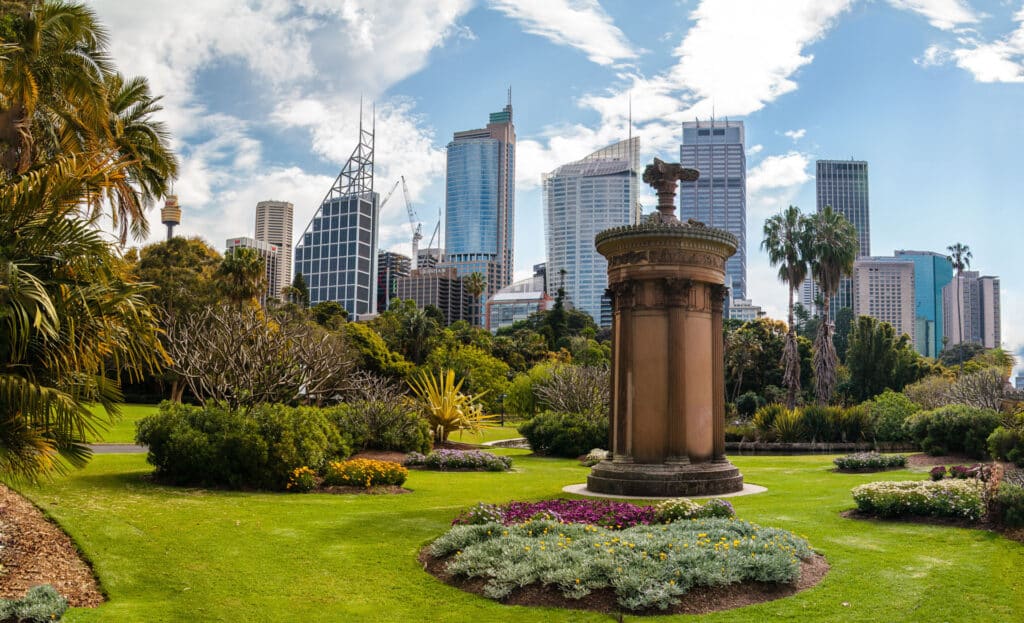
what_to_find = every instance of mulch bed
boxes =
[905,453,979,468]
[0,485,104,607]
[420,549,829,616]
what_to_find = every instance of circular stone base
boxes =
[587,459,743,497]
[563,482,766,500]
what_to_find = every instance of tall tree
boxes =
[846,315,928,402]
[807,206,859,404]
[726,329,763,402]
[761,205,812,408]
[946,242,972,366]
[464,271,487,328]
[215,247,266,307]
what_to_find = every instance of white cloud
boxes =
[747,144,764,156]
[747,152,812,196]
[784,128,807,141]
[887,0,980,31]
[912,7,1024,82]
[488,0,639,65]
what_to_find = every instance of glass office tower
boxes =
[816,159,870,320]
[544,137,640,326]
[894,250,954,357]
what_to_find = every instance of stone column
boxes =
[586,158,743,497]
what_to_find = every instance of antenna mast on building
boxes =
[321,97,375,204]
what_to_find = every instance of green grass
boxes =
[450,424,524,444]
[85,404,158,444]
[11,453,1024,622]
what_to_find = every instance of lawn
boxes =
[12,453,1024,622]
[85,403,158,444]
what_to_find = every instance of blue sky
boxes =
[93,0,1023,366]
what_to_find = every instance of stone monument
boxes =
[586,158,744,497]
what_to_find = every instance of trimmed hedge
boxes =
[328,402,431,455]
[834,452,907,471]
[905,405,1002,459]
[137,402,347,490]
[518,411,608,458]
[405,449,511,472]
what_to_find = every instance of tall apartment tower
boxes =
[544,137,640,326]
[894,250,954,357]
[443,97,516,307]
[254,200,293,300]
[852,257,916,344]
[376,251,412,313]
[679,119,747,300]
[225,237,281,308]
[293,107,379,318]
[816,160,870,319]
[943,271,1001,349]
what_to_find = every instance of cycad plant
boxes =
[408,369,494,443]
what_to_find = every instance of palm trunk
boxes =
[783,284,801,409]
[813,294,837,405]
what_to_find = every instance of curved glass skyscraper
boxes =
[543,137,640,326]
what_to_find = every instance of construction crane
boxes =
[400,176,423,270]
[377,179,401,213]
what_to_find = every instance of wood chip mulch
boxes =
[905,453,979,468]
[420,549,829,616]
[0,484,104,607]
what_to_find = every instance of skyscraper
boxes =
[679,119,747,300]
[816,160,870,318]
[225,236,280,308]
[543,137,640,326]
[852,257,916,344]
[894,250,954,357]
[254,200,293,300]
[377,251,411,313]
[293,108,379,318]
[443,97,516,306]
[943,271,1001,349]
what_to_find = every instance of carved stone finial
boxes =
[642,158,699,223]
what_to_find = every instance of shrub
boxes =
[752,403,788,439]
[834,452,907,471]
[724,423,757,442]
[323,458,407,487]
[735,391,764,418]
[799,405,836,442]
[137,402,346,490]
[988,425,1024,467]
[993,482,1024,527]
[429,517,814,611]
[837,405,871,442]
[404,449,511,472]
[693,498,735,519]
[286,466,318,492]
[408,368,495,442]
[772,408,805,442]
[326,376,431,455]
[864,390,919,443]
[454,499,656,529]
[903,375,953,410]
[0,585,68,623]
[653,498,702,522]
[533,364,609,417]
[851,479,986,520]
[930,466,947,481]
[949,464,992,481]
[905,405,1002,459]
[451,502,505,525]
[518,411,608,458]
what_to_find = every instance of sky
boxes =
[92,0,1023,370]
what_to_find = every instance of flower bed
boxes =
[833,452,907,471]
[322,459,408,488]
[428,517,814,611]
[453,497,735,529]
[851,479,986,520]
[405,450,511,472]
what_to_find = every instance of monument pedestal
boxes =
[586,159,743,498]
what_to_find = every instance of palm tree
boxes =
[946,242,972,365]
[464,271,487,328]
[806,206,858,404]
[761,205,812,409]
[215,247,267,307]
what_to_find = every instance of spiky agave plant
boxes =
[408,368,494,443]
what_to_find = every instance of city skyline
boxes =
[90,0,1023,370]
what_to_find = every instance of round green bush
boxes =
[864,390,919,443]
[904,405,1002,459]
[987,421,1024,467]
[517,411,608,458]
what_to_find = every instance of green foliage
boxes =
[833,452,907,470]
[905,405,1002,458]
[517,411,608,458]
[496,289,598,352]
[752,403,789,439]
[846,316,930,401]
[987,425,1024,466]
[310,301,348,327]
[430,517,812,611]
[0,584,68,622]
[322,458,407,487]
[864,390,920,442]
[799,405,836,442]
[425,344,510,412]
[215,246,266,305]
[327,402,430,455]
[939,342,986,368]
[851,479,986,520]
[735,391,765,418]
[133,236,222,318]
[833,307,855,364]
[286,466,318,492]
[724,423,757,442]
[903,375,954,410]
[772,408,805,442]
[136,402,346,490]
[504,362,557,417]
[993,482,1024,527]
[653,497,702,522]
[343,322,414,379]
